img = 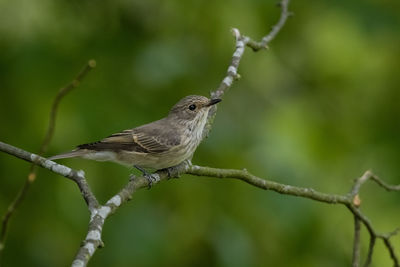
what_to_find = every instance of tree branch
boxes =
[203,0,292,138]
[73,2,294,264]
[353,215,361,267]
[345,170,400,266]
[0,60,96,261]
[380,229,400,267]
[187,165,348,203]
[1,0,398,266]
[71,168,181,267]
[246,0,292,51]
[0,141,99,211]
[190,167,400,267]
[1,142,399,266]
[364,234,376,267]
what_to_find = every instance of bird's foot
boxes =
[143,173,160,188]
[134,165,160,189]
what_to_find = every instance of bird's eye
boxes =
[189,104,196,111]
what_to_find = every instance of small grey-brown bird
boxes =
[49,95,221,183]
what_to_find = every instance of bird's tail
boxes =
[48,149,87,160]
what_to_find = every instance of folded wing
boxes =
[77,120,181,154]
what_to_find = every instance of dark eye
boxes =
[189,104,196,111]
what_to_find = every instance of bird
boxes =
[49,95,221,184]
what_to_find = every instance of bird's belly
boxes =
[116,147,192,169]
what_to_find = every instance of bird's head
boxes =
[168,95,222,123]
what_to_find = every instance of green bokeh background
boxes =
[0,0,399,266]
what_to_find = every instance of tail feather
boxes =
[48,150,87,160]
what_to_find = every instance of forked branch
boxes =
[1,0,398,266]
[0,60,96,262]
[0,142,399,267]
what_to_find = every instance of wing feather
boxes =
[77,119,181,154]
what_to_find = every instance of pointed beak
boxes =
[207,98,222,106]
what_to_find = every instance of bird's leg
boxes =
[185,159,192,167]
[134,165,159,188]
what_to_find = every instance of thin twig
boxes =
[383,237,399,267]
[379,229,400,267]
[363,235,376,267]
[350,170,373,197]
[353,215,361,267]
[40,59,97,156]
[0,60,96,262]
[247,0,292,51]
[370,174,400,192]
[203,0,292,139]
[348,171,400,267]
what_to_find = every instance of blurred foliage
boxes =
[0,0,399,266]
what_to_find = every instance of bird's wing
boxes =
[77,120,181,154]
